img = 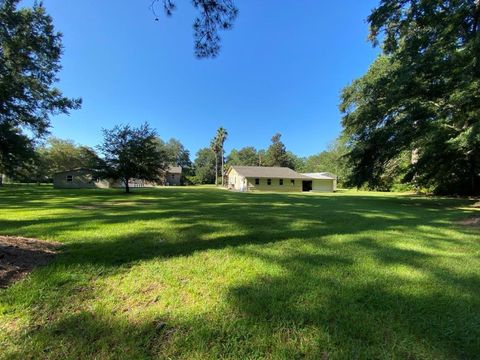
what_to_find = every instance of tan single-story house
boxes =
[53,168,110,189]
[226,166,336,192]
[53,166,183,189]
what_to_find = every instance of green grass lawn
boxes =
[0,186,479,359]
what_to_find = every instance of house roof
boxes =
[53,167,93,175]
[166,166,182,174]
[302,172,337,180]
[229,166,312,179]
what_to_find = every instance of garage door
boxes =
[312,179,333,192]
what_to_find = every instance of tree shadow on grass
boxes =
[225,239,480,358]
[2,309,174,360]
[5,237,480,359]
[1,187,480,358]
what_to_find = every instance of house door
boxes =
[302,180,312,192]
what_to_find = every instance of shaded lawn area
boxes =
[0,185,479,359]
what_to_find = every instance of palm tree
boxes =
[210,138,220,185]
[216,127,228,186]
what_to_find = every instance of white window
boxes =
[66,175,73,182]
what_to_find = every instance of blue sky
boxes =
[30,0,379,158]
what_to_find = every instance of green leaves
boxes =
[150,0,238,58]
[341,0,480,195]
[0,0,80,177]
[97,123,167,192]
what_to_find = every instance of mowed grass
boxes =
[0,186,479,359]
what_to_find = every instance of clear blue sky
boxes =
[29,0,379,158]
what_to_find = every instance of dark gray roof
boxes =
[166,166,182,174]
[229,166,311,179]
[53,168,93,175]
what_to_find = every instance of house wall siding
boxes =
[246,177,303,192]
[227,168,246,191]
[166,173,181,185]
[227,167,336,192]
[53,170,110,189]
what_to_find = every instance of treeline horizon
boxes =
[2,1,478,195]
[2,125,352,188]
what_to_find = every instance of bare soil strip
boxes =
[0,236,60,288]
[456,217,480,227]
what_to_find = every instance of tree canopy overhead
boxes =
[341,0,480,195]
[150,0,238,58]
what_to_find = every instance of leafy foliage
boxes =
[208,127,228,185]
[0,123,35,182]
[303,136,351,187]
[227,146,260,166]
[0,0,81,178]
[97,123,166,193]
[37,138,101,178]
[340,0,480,195]
[264,133,294,168]
[157,138,192,169]
[151,0,238,58]
[193,147,216,184]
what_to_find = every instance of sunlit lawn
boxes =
[0,185,479,359]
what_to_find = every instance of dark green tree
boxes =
[194,147,216,184]
[227,147,259,166]
[0,0,81,182]
[0,123,35,184]
[150,0,238,58]
[36,138,101,178]
[285,151,305,171]
[161,138,192,169]
[265,133,291,168]
[340,0,480,195]
[304,136,351,187]
[98,123,166,193]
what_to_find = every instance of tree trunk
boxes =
[125,178,130,193]
[469,156,478,195]
[214,153,218,186]
[221,150,224,187]
[474,0,480,34]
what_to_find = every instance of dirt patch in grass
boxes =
[0,236,61,289]
[74,205,101,210]
[74,201,153,210]
[456,216,480,227]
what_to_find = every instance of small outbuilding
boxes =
[163,165,182,186]
[226,166,336,192]
[302,172,337,192]
[53,168,109,189]
[53,166,183,189]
